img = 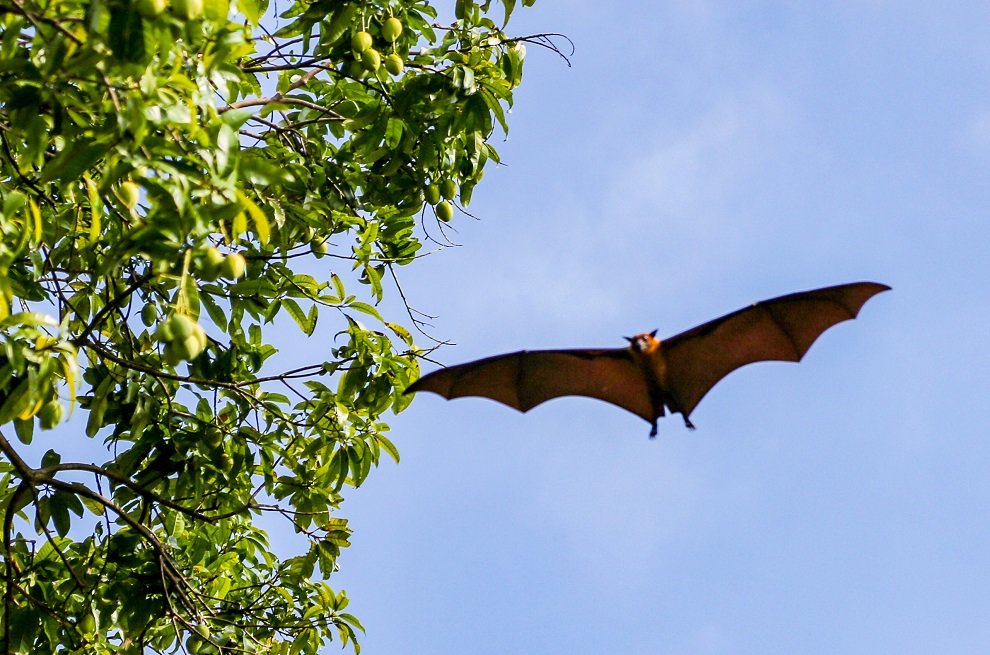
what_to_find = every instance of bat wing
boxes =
[406,348,655,423]
[661,281,890,419]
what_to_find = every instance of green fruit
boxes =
[200,246,224,281]
[141,303,157,327]
[382,17,403,41]
[171,0,203,19]
[347,60,367,79]
[167,313,196,340]
[351,31,373,52]
[220,253,246,279]
[424,184,440,205]
[173,338,193,360]
[186,635,205,655]
[156,320,174,343]
[310,239,329,257]
[135,0,167,17]
[204,426,224,448]
[435,200,454,222]
[39,400,63,430]
[172,335,200,361]
[213,450,234,473]
[79,613,96,636]
[384,53,404,76]
[440,179,458,200]
[164,341,184,366]
[190,323,208,354]
[361,48,381,72]
[119,181,140,209]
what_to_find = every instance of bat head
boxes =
[624,329,659,353]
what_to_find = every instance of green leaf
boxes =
[239,0,263,23]
[337,613,365,633]
[385,321,413,346]
[108,9,145,63]
[374,434,400,464]
[13,417,33,445]
[480,87,508,134]
[79,496,105,516]
[201,292,229,330]
[500,0,517,25]
[2,190,27,217]
[85,374,115,437]
[236,190,271,245]
[240,154,289,185]
[49,491,71,536]
[40,449,61,468]
[283,298,316,336]
[40,138,110,183]
[346,301,383,322]
[330,274,346,299]
[322,2,358,45]
[63,489,85,517]
[384,117,405,149]
[0,378,31,425]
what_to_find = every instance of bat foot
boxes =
[649,422,658,439]
[683,416,696,430]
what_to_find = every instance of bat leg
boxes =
[649,403,665,439]
[665,399,695,430]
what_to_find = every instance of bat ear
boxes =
[649,329,658,337]
[623,336,634,343]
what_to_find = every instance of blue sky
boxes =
[329,2,990,654]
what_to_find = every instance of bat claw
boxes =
[649,422,658,439]
[683,416,696,430]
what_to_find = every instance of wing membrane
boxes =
[661,282,890,418]
[406,348,654,423]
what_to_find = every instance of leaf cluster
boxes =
[0,0,541,651]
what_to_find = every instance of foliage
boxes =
[0,0,543,651]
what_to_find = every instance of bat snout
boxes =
[626,332,657,353]
[625,333,653,353]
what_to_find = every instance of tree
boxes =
[0,0,545,651]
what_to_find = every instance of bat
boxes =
[405,282,890,437]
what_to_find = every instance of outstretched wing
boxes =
[661,281,890,419]
[406,348,655,423]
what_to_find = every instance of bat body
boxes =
[405,282,890,437]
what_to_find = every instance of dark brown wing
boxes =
[405,348,655,423]
[661,281,890,419]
